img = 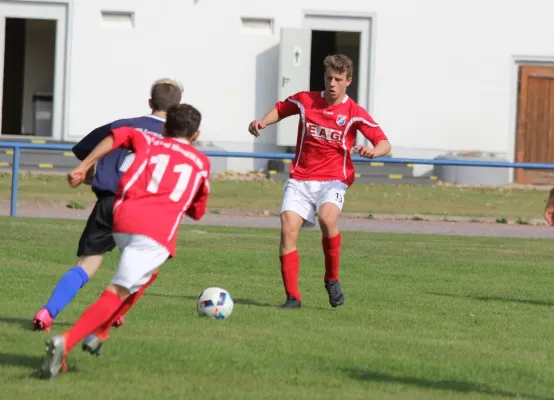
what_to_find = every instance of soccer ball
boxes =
[197,287,234,319]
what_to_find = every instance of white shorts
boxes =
[280,178,348,228]
[111,233,170,293]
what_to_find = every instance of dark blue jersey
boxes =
[72,115,165,196]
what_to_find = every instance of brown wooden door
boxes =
[515,65,554,184]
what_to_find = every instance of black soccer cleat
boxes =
[82,334,104,357]
[280,296,302,309]
[325,280,344,308]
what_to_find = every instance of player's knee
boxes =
[107,283,131,300]
[280,213,302,242]
[279,211,304,254]
[318,215,336,228]
[318,208,339,229]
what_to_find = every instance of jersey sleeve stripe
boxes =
[113,130,154,210]
[113,159,148,210]
[286,98,306,173]
[358,118,379,128]
[341,117,379,179]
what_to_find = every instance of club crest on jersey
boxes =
[336,114,347,127]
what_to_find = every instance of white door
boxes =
[0,1,68,140]
[303,12,373,145]
[276,27,311,147]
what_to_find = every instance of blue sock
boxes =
[43,266,90,318]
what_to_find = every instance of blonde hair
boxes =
[150,78,183,111]
[323,54,353,79]
[151,78,183,93]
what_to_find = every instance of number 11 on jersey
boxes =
[146,154,193,202]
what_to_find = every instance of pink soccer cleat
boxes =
[112,315,125,328]
[33,308,54,332]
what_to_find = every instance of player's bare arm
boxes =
[248,107,282,137]
[354,140,391,159]
[544,188,554,226]
[68,135,115,188]
[83,165,95,185]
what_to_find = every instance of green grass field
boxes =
[1,217,554,399]
[0,173,550,219]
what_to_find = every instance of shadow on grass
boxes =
[0,315,72,331]
[145,292,275,308]
[427,292,554,307]
[0,352,43,369]
[345,368,553,400]
[145,292,342,311]
[0,351,80,379]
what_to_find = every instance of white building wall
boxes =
[61,0,554,175]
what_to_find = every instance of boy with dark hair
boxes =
[39,103,210,380]
[33,79,183,332]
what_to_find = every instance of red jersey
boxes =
[275,91,388,186]
[110,127,211,257]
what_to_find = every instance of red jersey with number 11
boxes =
[110,127,211,257]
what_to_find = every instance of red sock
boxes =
[322,233,341,282]
[95,272,159,339]
[65,290,123,352]
[279,250,301,300]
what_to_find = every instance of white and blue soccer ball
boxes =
[197,287,234,319]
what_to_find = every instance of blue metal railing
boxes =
[2,141,554,217]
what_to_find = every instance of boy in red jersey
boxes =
[33,79,183,333]
[248,54,392,309]
[544,190,554,226]
[39,104,210,380]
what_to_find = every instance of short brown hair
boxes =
[323,54,353,79]
[165,103,201,138]
[150,78,183,112]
